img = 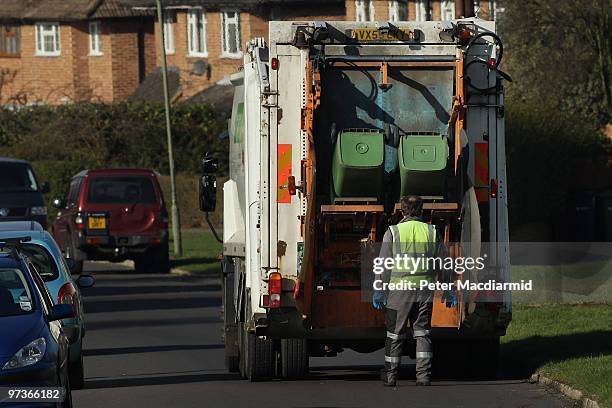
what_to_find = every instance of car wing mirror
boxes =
[76,274,95,289]
[49,304,74,321]
[40,182,50,194]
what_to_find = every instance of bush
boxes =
[0,102,229,174]
[505,101,609,238]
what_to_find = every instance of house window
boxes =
[221,11,241,57]
[441,0,455,20]
[388,1,407,21]
[188,9,207,57]
[163,11,175,54]
[414,0,430,21]
[0,24,20,57]
[489,0,504,20]
[355,0,375,21]
[89,21,102,55]
[35,23,60,56]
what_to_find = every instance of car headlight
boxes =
[30,206,48,216]
[2,338,46,370]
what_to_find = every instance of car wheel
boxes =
[133,256,149,274]
[150,243,170,274]
[69,349,85,390]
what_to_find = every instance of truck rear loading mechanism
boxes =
[200,19,512,381]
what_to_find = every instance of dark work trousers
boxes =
[383,288,434,383]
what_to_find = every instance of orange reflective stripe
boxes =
[475,142,488,187]
[278,144,292,203]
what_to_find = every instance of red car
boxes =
[52,169,170,274]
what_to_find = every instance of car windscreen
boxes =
[0,163,39,192]
[0,268,35,317]
[20,245,59,282]
[86,176,157,204]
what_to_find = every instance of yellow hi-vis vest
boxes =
[389,220,436,285]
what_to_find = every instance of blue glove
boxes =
[372,291,386,310]
[443,289,458,308]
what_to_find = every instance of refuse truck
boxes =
[199,19,512,381]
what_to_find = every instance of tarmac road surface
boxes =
[73,261,571,408]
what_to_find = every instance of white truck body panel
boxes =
[225,19,511,331]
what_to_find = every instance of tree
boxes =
[499,0,611,127]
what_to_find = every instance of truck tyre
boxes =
[222,257,239,372]
[280,338,309,380]
[245,330,275,381]
[238,322,247,379]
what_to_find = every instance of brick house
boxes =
[0,0,155,105]
[346,0,499,22]
[123,0,346,100]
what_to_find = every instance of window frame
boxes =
[388,0,407,21]
[187,8,208,57]
[89,21,103,56]
[163,11,175,55]
[220,10,241,58]
[414,0,430,21]
[355,0,375,22]
[35,22,61,57]
[441,0,455,20]
[0,24,21,57]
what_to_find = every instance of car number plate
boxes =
[88,216,106,229]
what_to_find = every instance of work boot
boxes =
[415,379,431,386]
[380,369,397,387]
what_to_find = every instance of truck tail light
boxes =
[287,176,297,196]
[269,272,282,308]
[75,213,84,230]
[58,282,77,317]
[457,28,472,44]
[271,57,279,70]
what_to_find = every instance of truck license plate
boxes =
[351,28,418,42]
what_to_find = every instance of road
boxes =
[73,262,570,408]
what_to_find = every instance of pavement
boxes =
[73,261,572,408]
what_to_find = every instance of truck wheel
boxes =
[280,338,309,380]
[238,322,247,379]
[221,257,239,372]
[245,328,275,381]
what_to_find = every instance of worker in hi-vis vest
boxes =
[372,195,441,387]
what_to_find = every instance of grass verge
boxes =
[169,229,222,275]
[501,303,612,406]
